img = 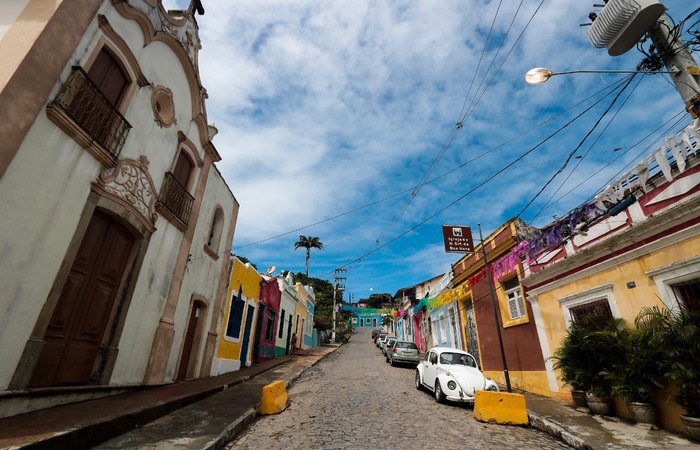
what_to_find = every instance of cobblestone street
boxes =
[228,328,570,449]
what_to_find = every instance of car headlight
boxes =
[447,380,457,390]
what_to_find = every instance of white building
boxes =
[0,0,238,416]
[275,272,298,357]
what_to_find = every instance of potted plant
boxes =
[611,322,668,425]
[579,317,627,415]
[550,321,593,408]
[636,304,700,439]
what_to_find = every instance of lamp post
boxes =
[524,67,678,85]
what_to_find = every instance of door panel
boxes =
[240,306,255,364]
[30,211,134,387]
[177,304,200,381]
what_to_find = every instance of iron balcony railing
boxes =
[159,171,194,225]
[51,66,131,159]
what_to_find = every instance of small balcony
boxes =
[157,172,194,229]
[46,67,131,166]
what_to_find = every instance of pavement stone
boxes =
[0,329,698,449]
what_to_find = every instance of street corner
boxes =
[474,390,529,426]
[259,380,289,415]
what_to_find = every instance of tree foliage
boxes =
[291,272,338,320]
[293,235,324,277]
[368,293,393,309]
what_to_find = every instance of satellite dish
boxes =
[266,266,276,275]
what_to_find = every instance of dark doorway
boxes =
[176,302,201,381]
[252,304,265,362]
[239,306,255,365]
[30,210,134,386]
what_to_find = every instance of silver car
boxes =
[386,340,420,366]
[382,337,397,356]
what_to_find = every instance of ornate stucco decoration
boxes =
[150,84,176,128]
[92,155,158,232]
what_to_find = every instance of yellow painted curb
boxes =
[473,391,528,425]
[260,380,289,415]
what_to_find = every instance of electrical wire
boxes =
[515,74,638,221]
[327,84,625,275]
[528,73,645,222]
[229,76,628,257]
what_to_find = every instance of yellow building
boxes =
[521,119,700,433]
[294,283,311,350]
[211,257,261,374]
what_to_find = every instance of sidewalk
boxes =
[0,346,338,450]
[0,342,698,449]
[523,390,699,449]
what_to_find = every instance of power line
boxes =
[515,74,638,221]
[231,77,629,254]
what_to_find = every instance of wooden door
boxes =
[30,210,134,387]
[176,303,200,381]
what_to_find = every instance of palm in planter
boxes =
[611,323,670,424]
[550,321,594,408]
[636,304,700,438]
[578,317,627,415]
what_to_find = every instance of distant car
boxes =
[382,337,397,356]
[387,340,420,366]
[415,347,498,404]
[371,329,382,340]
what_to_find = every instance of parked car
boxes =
[415,347,498,404]
[387,340,420,366]
[382,337,397,356]
[375,333,388,348]
[371,329,382,340]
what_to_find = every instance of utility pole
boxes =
[332,268,347,342]
[587,0,700,117]
[649,15,700,117]
[479,224,512,393]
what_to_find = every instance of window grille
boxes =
[672,279,700,314]
[570,298,613,323]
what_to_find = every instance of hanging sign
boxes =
[442,225,475,253]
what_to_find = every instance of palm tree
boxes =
[294,235,324,277]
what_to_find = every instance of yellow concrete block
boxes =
[260,380,289,415]
[473,391,528,426]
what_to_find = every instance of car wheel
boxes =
[415,370,423,390]
[434,381,446,403]
[385,355,389,363]
[390,357,395,367]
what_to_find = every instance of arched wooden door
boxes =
[30,210,134,386]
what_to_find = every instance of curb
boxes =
[203,407,257,450]
[527,412,592,450]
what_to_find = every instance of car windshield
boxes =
[396,342,417,349]
[439,353,476,367]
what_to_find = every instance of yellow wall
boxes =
[483,370,552,398]
[535,235,700,431]
[294,283,309,348]
[216,258,261,361]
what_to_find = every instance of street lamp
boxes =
[524,67,679,85]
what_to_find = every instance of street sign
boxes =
[442,225,475,253]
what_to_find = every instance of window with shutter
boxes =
[503,277,526,320]
[225,294,245,339]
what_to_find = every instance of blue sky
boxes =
[162,0,697,301]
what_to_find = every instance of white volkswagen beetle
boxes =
[415,347,498,404]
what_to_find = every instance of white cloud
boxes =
[163,0,698,296]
